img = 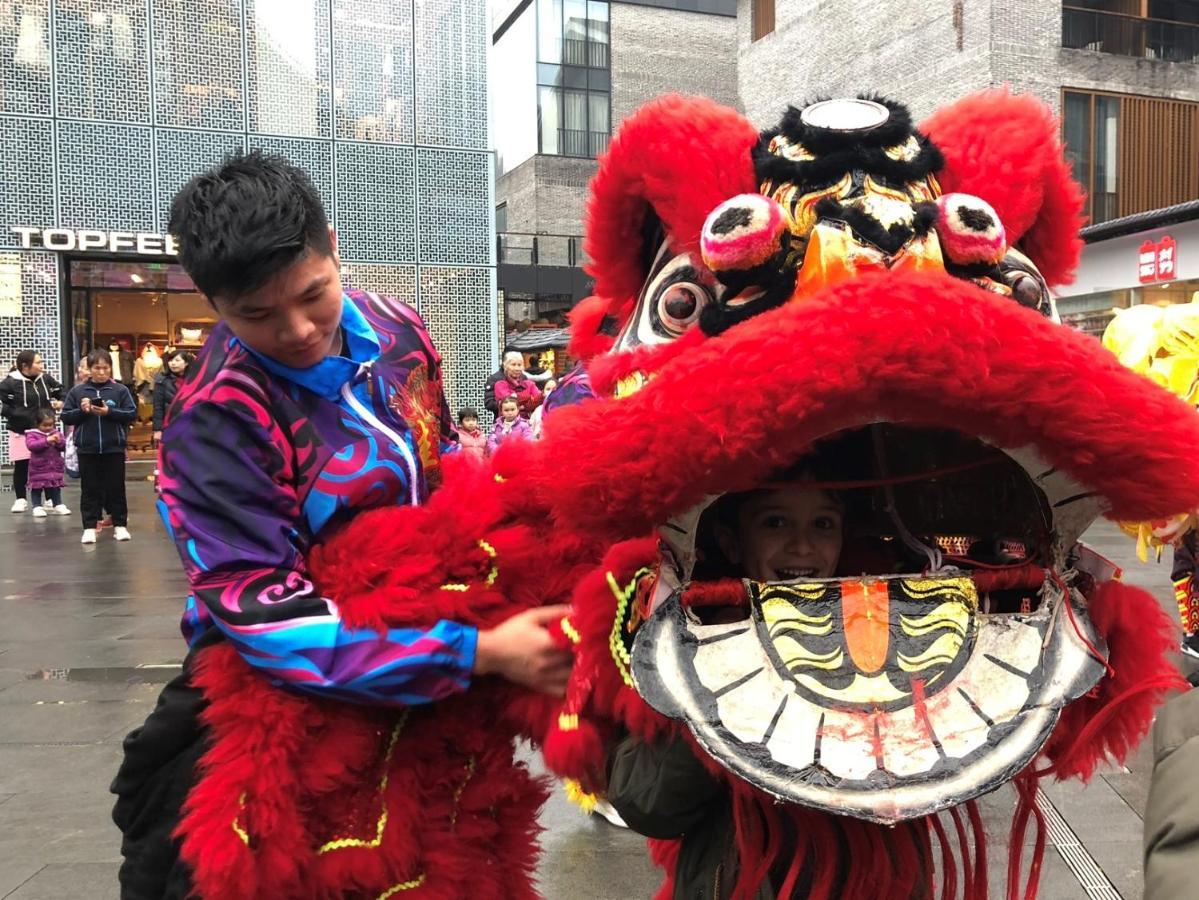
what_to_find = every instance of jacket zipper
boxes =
[714,862,723,899]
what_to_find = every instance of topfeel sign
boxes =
[10,227,179,256]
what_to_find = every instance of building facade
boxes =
[0,0,496,466]
[738,0,1198,226]
[491,0,738,366]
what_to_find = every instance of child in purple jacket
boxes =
[487,395,533,456]
[23,408,70,517]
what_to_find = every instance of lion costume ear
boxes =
[569,94,760,360]
[921,88,1087,287]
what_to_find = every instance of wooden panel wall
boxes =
[1117,94,1199,217]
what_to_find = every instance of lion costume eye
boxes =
[657,282,707,334]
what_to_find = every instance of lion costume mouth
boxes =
[533,267,1199,823]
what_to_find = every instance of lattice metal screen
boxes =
[0,251,59,468]
[0,0,494,455]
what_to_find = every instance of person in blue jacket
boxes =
[60,351,137,544]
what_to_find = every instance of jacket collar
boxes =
[236,294,381,401]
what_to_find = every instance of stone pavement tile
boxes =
[1086,839,1145,900]
[1042,777,1143,849]
[0,700,150,745]
[0,680,164,704]
[0,862,43,899]
[0,638,185,670]
[0,744,124,796]
[985,848,1090,900]
[1101,739,1155,821]
[4,863,119,900]
[0,790,122,866]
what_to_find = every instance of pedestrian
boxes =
[529,377,557,439]
[22,408,70,517]
[456,406,487,460]
[151,349,192,443]
[482,350,513,417]
[110,151,571,899]
[488,395,533,455]
[1144,684,1199,900]
[60,351,136,544]
[1,350,64,512]
[494,349,543,418]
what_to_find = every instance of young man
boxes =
[110,152,571,898]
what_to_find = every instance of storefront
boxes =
[1056,203,1199,337]
[0,228,207,459]
[0,0,496,472]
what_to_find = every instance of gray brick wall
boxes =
[611,1,740,127]
[498,154,597,236]
[737,0,1199,129]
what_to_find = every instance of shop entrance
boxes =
[65,258,214,459]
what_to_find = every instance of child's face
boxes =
[720,485,843,582]
[501,402,519,422]
[461,415,478,432]
[36,419,55,433]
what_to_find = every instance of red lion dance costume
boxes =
[179,92,1199,900]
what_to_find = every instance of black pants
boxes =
[78,453,127,528]
[112,660,205,899]
[11,458,28,500]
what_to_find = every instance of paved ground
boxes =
[0,469,1194,899]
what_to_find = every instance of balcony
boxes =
[559,128,610,158]
[1062,6,1199,63]
[497,232,593,303]
[563,37,610,68]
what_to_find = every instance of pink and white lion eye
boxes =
[701,193,788,276]
[934,193,1007,267]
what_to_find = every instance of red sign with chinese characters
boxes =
[1139,235,1177,284]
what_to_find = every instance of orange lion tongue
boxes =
[841,580,891,676]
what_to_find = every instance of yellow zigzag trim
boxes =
[316,712,408,855]
[449,756,477,828]
[231,793,250,846]
[557,712,579,732]
[559,616,581,645]
[377,874,427,897]
[440,540,499,592]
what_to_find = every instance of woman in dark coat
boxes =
[1,349,64,512]
[151,350,192,442]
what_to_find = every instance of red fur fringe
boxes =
[921,89,1086,287]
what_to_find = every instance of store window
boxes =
[536,0,609,158]
[1062,89,1199,224]
[66,258,209,458]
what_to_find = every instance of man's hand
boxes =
[50,399,63,411]
[475,605,573,697]
[92,403,108,416]
[153,430,163,442]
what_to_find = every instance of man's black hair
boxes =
[168,151,332,301]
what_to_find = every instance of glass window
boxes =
[1062,91,1092,193]
[538,85,560,154]
[1092,95,1120,223]
[564,0,587,65]
[332,0,414,142]
[537,0,562,64]
[587,1,609,68]
[562,88,587,155]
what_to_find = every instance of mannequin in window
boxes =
[107,340,135,386]
[134,343,163,421]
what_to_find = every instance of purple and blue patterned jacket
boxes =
[159,290,472,706]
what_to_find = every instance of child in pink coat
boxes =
[23,408,70,517]
[456,407,487,461]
